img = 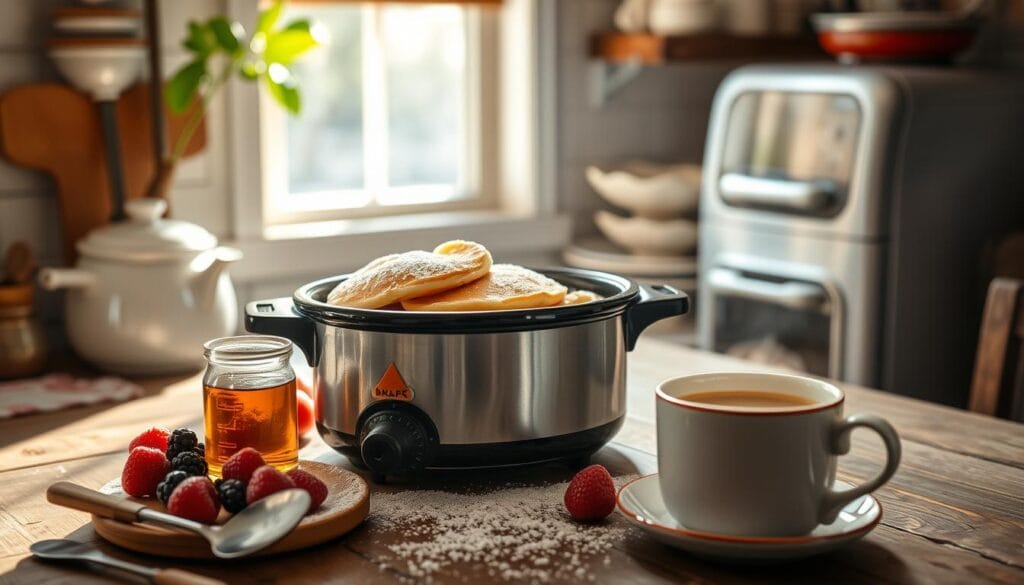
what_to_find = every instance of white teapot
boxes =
[40,198,242,375]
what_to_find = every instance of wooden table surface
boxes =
[1,338,1022,584]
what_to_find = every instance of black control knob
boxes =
[359,408,436,477]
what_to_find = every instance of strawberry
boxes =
[121,446,170,498]
[286,468,328,513]
[128,428,170,453]
[296,391,315,437]
[167,476,220,524]
[246,465,296,505]
[221,447,266,483]
[563,464,616,522]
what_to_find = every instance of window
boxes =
[261,3,497,226]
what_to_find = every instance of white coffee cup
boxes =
[656,372,901,537]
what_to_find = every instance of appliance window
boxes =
[722,91,861,185]
[712,295,831,377]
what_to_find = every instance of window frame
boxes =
[256,3,500,227]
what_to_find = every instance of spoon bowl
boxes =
[201,489,311,558]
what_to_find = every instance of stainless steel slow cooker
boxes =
[245,267,687,480]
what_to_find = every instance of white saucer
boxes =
[616,474,881,562]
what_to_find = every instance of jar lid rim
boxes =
[203,335,293,362]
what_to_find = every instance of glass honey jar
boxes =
[202,335,299,477]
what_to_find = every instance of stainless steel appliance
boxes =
[699,64,1024,407]
[246,268,687,480]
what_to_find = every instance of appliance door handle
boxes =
[719,173,836,212]
[707,268,828,312]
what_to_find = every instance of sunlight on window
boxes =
[286,6,364,194]
[281,4,470,210]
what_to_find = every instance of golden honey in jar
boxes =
[202,335,299,477]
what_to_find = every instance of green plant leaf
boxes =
[165,60,206,113]
[256,0,284,35]
[263,66,300,114]
[264,29,320,65]
[182,21,217,57]
[240,59,265,80]
[208,17,244,55]
[283,18,312,33]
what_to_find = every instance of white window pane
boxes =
[381,6,466,201]
[285,5,364,194]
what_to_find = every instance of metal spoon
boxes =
[47,481,310,559]
[31,539,225,585]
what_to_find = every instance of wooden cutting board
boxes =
[0,82,206,263]
[92,461,370,559]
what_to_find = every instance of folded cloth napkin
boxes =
[0,374,145,419]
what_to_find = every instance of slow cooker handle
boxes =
[624,284,689,352]
[244,297,318,366]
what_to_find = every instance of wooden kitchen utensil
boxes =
[3,242,34,285]
[91,461,370,559]
[0,83,206,262]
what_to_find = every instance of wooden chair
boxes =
[969,277,1024,422]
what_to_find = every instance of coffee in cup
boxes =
[655,372,901,537]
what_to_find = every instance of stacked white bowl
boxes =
[586,161,701,257]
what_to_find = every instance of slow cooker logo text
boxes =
[372,363,414,401]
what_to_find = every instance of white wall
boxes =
[555,0,732,238]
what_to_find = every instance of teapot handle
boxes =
[244,298,318,366]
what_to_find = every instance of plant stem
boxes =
[170,59,235,163]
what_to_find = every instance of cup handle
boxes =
[819,413,901,524]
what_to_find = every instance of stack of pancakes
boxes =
[326,240,601,311]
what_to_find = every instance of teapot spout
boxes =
[190,246,243,310]
[38,268,96,290]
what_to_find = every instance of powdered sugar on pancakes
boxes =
[402,264,568,312]
[367,475,638,582]
[327,241,492,309]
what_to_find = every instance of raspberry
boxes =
[216,479,248,514]
[222,447,266,484]
[286,468,328,513]
[563,464,616,522]
[246,465,295,505]
[170,451,208,477]
[128,428,169,453]
[167,476,220,524]
[121,447,169,498]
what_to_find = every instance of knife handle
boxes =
[46,481,148,523]
[153,569,228,585]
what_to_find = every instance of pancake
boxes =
[563,290,603,306]
[326,240,492,309]
[401,264,567,312]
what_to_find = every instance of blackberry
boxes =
[196,443,205,458]
[156,470,189,505]
[170,450,208,477]
[217,479,248,514]
[166,428,198,460]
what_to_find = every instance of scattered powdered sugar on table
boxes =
[368,475,637,583]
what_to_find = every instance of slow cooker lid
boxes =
[291,266,640,334]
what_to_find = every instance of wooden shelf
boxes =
[590,32,827,65]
